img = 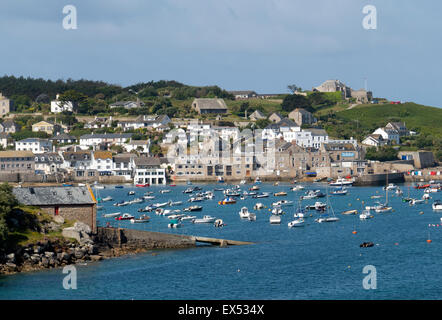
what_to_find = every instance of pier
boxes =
[192,236,254,246]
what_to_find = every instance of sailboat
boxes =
[375,173,393,213]
[316,184,339,223]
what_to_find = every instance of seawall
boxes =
[354,172,405,186]
[94,227,196,250]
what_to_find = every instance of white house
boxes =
[123,139,150,154]
[112,153,136,181]
[372,127,400,145]
[90,151,113,176]
[109,101,143,109]
[79,133,133,149]
[133,157,166,185]
[15,138,52,154]
[34,152,64,174]
[51,94,75,113]
[362,134,387,147]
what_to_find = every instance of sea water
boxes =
[1,182,442,300]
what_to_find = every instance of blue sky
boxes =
[0,0,441,107]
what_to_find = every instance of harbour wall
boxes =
[94,227,196,250]
[354,172,405,186]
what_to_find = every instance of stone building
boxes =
[0,150,35,173]
[288,108,316,126]
[13,186,97,232]
[192,98,228,114]
[0,93,12,116]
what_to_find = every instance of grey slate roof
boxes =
[13,186,96,206]
[80,133,132,139]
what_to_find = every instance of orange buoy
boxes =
[352,231,357,234]
[395,243,399,246]
[427,239,432,243]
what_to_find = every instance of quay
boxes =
[95,227,254,250]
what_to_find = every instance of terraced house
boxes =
[0,150,35,173]
[133,157,166,185]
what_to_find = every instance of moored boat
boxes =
[115,213,134,221]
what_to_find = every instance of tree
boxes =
[365,146,399,162]
[281,94,313,112]
[255,119,270,129]
[287,84,301,94]
[0,183,18,247]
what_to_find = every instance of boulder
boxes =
[73,222,91,235]
[5,262,17,271]
[62,227,81,242]
[44,251,55,258]
[30,254,41,264]
[74,248,86,259]
[90,255,103,262]
[6,253,15,263]
[53,216,65,224]
[41,257,49,268]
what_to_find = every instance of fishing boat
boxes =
[341,209,358,215]
[239,207,252,219]
[115,213,134,221]
[130,214,150,223]
[192,215,216,224]
[432,201,442,210]
[183,205,203,212]
[305,202,327,211]
[272,200,294,207]
[254,203,265,210]
[274,191,287,197]
[218,197,237,205]
[224,189,241,197]
[329,177,353,186]
[135,183,150,187]
[269,215,281,224]
[288,219,305,228]
[103,212,121,218]
[300,190,325,200]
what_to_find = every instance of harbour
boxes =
[1,181,442,300]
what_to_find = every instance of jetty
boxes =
[95,227,253,250]
[192,236,253,246]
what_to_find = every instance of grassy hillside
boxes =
[335,103,442,138]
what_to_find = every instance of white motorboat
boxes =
[128,191,135,195]
[130,214,150,223]
[101,196,113,202]
[153,202,168,208]
[254,203,265,210]
[374,205,393,213]
[359,210,372,220]
[168,214,185,220]
[341,209,358,215]
[288,219,305,228]
[291,185,305,191]
[239,207,252,219]
[103,212,121,218]
[269,215,281,224]
[253,192,269,198]
[422,193,431,200]
[180,215,197,221]
[214,219,226,227]
[331,188,348,196]
[160,189,171,194]
[432,200,442,210]
[425,188,439,193]
[192,215,216,224]
[115,213,135,221]
[113,201,130,207]
[272,200,294,207]
[383,183,398,191]
[130,198,144,204]
[271,207,284,215]
[144,195,155,200]
[305,202,327,211]
[329,178,353,186]
[168,200,183,206]
[316,216,340,223]
[248,213,256,221]
[410,198,425,206]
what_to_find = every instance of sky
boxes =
[0,0,441,107]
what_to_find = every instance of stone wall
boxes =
[95,227,196,250]
[39,204,97,233]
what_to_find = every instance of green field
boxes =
[335,103,442,138]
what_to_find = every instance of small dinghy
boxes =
[288,219,305,228]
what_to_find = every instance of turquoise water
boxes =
[1,182,442,300]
